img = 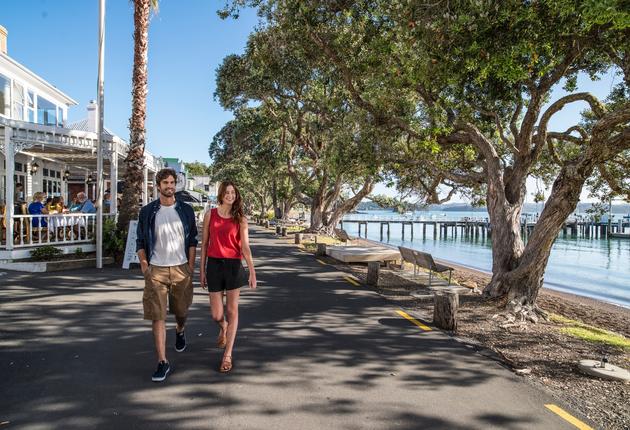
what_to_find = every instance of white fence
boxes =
[2,213,116,249]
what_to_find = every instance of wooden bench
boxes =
[398,246,453,286]
[413,250,453,286]
[334,228,354,245]
[398,246,420,276]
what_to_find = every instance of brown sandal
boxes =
[216,323,227,349]
[219,355,233,373]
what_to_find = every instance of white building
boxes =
[190,176,219,202]
[0,25,163,259]
[162,157,188,192]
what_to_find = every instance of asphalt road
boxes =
[0,226,591,429]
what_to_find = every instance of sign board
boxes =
[122,220,139,269]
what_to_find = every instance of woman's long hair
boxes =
[217,181,244,223]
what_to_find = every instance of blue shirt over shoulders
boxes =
[81,200,96,213]
[28,202,47,227]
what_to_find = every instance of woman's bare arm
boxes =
[200,209,211,289]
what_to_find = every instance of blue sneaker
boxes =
[152,360,171,382]
[175,330,186,352]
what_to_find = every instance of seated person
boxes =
[28,192,49,228]
[13,183,25,215]
[69,195,82,212]
[47,196,63,214]
[75,192,96,213]
[102,192,112,213]
[58,196,68,213]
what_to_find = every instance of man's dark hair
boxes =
[156,168,177,184]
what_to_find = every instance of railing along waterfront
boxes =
[2,213,116,249]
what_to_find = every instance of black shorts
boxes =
[206,257,246,292]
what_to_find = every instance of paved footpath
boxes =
[0,226,592,429]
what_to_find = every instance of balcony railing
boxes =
[1,213,116,249]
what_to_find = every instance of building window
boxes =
[12,81,24,120]
[56,106,64,127]
[27,90,35,122]
[37,95,57,126]
[42,169,62,196]
[43,179,62,196]
[0,73,9,117]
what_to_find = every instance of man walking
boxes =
[136,168,198,382]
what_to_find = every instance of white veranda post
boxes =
[4,125,14,250]
[109,143,118,215]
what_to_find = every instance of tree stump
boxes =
[294,233,303,244]
[316,243,327,256]
[433,292,459,331]
[367,262,380,286]
[281,227,287,237]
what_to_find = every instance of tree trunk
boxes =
[117,0,151,233]
[258,195,267,220]
[272,178,279,217]
[281,196,294,221]
[308,174,328,231]
[433,292,459,331]
[310,201,324,231]
[483,176,526,298]
[486,155,599,306]
[323,177,375,235]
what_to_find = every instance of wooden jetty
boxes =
[340,217,630,241]
[341,219,491,241]
[608,220,630,239]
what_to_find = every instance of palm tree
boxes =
[117,0,158,232]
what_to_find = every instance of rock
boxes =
[578,359,630,383]
[462,281,477,289]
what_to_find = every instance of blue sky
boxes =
[2,0,259,164]
[2,1,621,203]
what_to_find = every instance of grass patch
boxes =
[550,313,630,350]
[301,236,343,253]
[549,314,575,325]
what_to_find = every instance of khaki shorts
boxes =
[143,263,193,321]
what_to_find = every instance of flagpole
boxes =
[96,0,106,268]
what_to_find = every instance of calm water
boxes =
[341,210,630,308]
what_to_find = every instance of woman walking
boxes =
[200,181,257,372]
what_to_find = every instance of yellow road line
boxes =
[344,276,361,287]
[316,259,327,265]
[396,310,432,331]
[545,404,593,430]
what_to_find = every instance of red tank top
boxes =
[207,208,242,259]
